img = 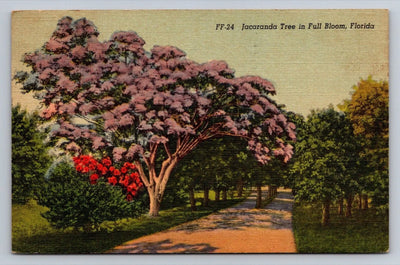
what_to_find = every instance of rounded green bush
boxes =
[38,161,147,231]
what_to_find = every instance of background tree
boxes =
[291,108,356,225]
[335,115,363,217]
[15,17,295,216]
[173,148,210,210]
[345,77,389,210]
[12,105,51,204]
[204,137,249,202]
[173,137,247,209]
[173,161,199,210]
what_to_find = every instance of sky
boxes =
[11,9,388,116]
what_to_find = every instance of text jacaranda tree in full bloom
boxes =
[15,17,296,216]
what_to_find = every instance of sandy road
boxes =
[109,188,297,253]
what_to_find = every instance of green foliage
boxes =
[369,170,389,209]
[38,161,147,230]
[348,77,389,141]
[291,108,354,203]
[292,202,388,253]
[174,134,292,205]
[174,137,242,193]
[12,104,51,204]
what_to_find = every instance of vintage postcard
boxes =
[11,10,388,254]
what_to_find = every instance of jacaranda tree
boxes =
[15,17,296,216]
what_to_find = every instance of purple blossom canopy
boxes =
[15,16,296,165]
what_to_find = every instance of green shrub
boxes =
[38,161,147,231]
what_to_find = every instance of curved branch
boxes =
[163,142,172,160]
[134,161,151,188]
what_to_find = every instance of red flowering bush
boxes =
[38,161,148,231]
[73,155,143,200]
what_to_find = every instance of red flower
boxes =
[90,173,99,181]
[130,172,139,180]
[73,155,142,198]
[122,178,129,187]
[82,155,90,165]
[123,162,136,170]
[108,176,117,185]
[102,157,112,167]
[100,167,108,175]
[127,183,137,192]
[75,165,83,172]
[118,176,125,184]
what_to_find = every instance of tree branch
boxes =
[158,157,171,182]
[163,142,172,160]
[134,161,151,188]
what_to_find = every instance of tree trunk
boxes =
[203,185,209,207]
[256,184,262,208]
[345,194,354,217]
[215,188,220,202]
[139,157,178,217]
[148,190,161,217]
[268,185,273,199]
[222,189,227,201]
[237,179,244,197]
[189,188,197,211]
[362,194,369,210]
[358,193,363,209]
[338,197,344,215]
[322,200,331,226]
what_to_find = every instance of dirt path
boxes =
[109,188,297,253]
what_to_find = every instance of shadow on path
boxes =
[112,239,217,254]
[175,188,294,232]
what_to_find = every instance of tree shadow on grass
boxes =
[111,239,217,254]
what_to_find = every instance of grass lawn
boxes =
[12,193,248,254]
[292,202,389,253]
